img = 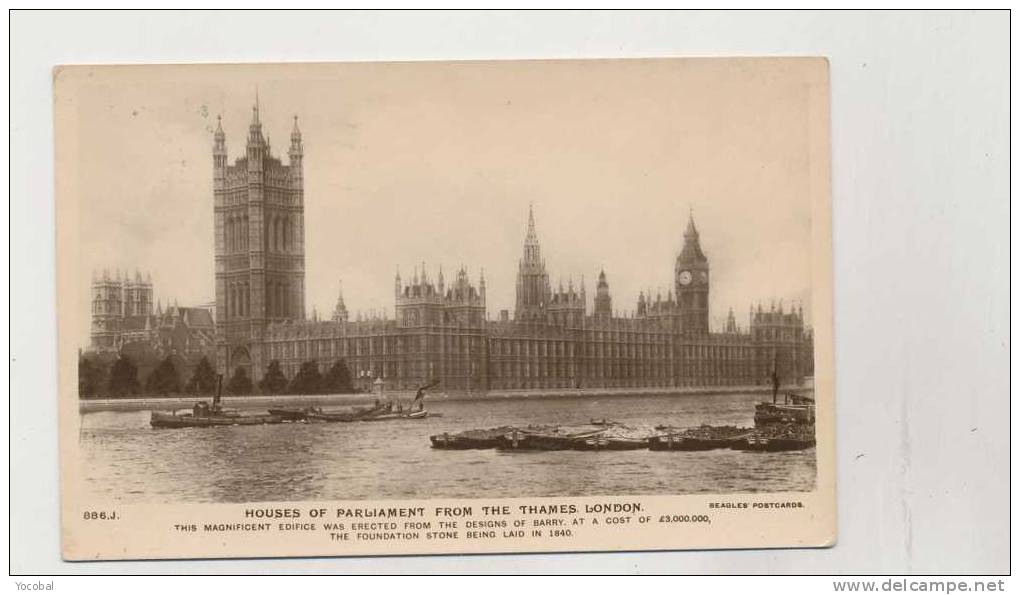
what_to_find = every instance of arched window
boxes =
[266,282,274,317]
[282,215,289,252]
[241,215,248,250]
[225,216,231,252]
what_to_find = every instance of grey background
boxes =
[10,10,1009,574]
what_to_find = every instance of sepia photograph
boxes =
[55,57,834,559]
[10,7,1010,580]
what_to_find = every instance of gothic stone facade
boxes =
[90,269,215,358]
[214,103,812,392]
[213,103,306,381]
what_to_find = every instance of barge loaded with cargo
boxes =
[430,378,816,453]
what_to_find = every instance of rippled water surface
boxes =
[79,393,815,503]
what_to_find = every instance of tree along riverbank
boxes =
[77,384,810,413]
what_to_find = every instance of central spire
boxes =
[521,203,543,264]
[515,203,550,323]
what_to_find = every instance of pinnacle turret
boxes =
[289,114,303,163]
[678,209,707,263]
[214,114,225,145]
[247,92,266,148]
[525,203,538,245]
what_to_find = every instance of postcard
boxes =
[56,57,834,559]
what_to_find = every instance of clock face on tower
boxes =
[678,270,692,286]
[699,271,709,284]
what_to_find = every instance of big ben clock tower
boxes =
[675,211,709,334]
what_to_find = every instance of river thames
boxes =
[78,392,815,504]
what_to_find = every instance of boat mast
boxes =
[214,374,223,407]
[770,353,779,405]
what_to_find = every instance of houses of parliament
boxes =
[206,102,811,393]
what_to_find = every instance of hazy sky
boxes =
[62,59,818,347]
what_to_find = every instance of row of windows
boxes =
[224,213,249,253]
[257,336,776,362]
[753,328,804,341]
[223,211,300,255]
[255,355,801,388]
[488,361,674,380]
[266,213,298,254]
[399,310,484,326]
[266,281,299,319]
[226,283,250,319]
[489,339,671,358]
[678,345,755,359]
[264,335,487,360]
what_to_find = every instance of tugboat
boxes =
[150,375,282,428]
[753,368,815,426]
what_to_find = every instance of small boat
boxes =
[306,407,376,422]
[360,409,430,421]
[306,405,430,422]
